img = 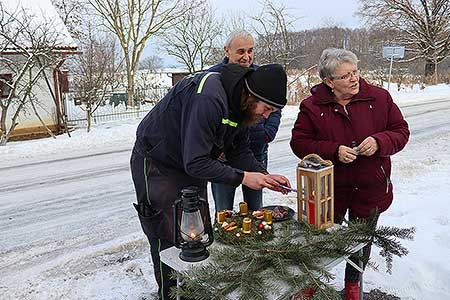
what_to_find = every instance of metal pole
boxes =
[387,56,394,91]
[176,275,181,300]
[359,248,364,300]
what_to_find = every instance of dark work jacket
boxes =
[134,67,266,188]
[208,58,282,160]
[290,78,409,217]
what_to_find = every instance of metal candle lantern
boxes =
[173,187,214,262]
[296,154,334,229]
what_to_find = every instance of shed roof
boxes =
[0,0,77,51]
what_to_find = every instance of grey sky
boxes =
[212,0,362,29]
[146,0,363,67]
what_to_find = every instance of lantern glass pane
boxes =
[308,176,314,197]
[301,176,306,213]
[321,202,326,223]
[320,176,326,200]
[326,175,331,197]
[180,210,205,241]
[327,198,332,220]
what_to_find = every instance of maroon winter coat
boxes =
[290,78,409,219]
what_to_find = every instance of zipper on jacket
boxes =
[343,105,349,115]
[380,165,391,194]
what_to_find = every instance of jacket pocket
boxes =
[380,165,391,194]
[133,203,164,239]
[146,140,163,157]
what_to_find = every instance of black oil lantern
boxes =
[173,186,214,262]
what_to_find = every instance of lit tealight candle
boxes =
[242,217,251,234]
[239,202,248,215]
[264,209,273,225]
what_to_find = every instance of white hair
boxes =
[225,29,254,47]
[318,48,358,80]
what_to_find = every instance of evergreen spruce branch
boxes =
[373,227,415,256]
[297,263,340,300]
[277,273,302,295]
[366,260,380,272]
[178,250,252,298]
[379,249,394,274]
[376,226,416,240]
[369,226,415,273]
[271,256,289,278]
[176,219,415,299]
[286,230,363,259]
[274,290,298,300]
[239,257,271,291]
[281,274,311,298]
[214,253,274,300]
[173,267,230,300]
[238,273,271,300]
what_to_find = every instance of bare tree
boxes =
[358,0,450,79]
[135,54,165,104]
[252,0,299,71]
[161,1,222,73]
[88,0,196,106]
[205,11,250,66]
[0,5,67,145]
[138,54,163,71]
[52,0,86,40]
[72,21,122,132]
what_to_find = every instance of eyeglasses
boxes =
[331,70,360,81]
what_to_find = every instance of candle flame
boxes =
[190,232,196,239]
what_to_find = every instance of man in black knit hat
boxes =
[131,63,290,300]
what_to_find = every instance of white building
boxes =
[0,0,77,140]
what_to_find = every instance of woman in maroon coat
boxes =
[290,48,409,300]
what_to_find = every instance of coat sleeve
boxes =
[264,109,281,143]
[371,93,410,156]
[290,102,340,162]
[225,127,268,173]
[181,93,245,187]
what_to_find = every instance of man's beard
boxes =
[240,96,261,126]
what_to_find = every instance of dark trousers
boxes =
[131,148,204,299]
[148,238,177,300]
[335,211,379,283]
[211,152,267,212]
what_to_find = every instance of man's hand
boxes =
[242,172,291,194]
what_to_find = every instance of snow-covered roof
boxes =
[0,0,77,51]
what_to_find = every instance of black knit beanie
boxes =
[244,64,287,109]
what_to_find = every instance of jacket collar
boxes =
[220,64,254,123]
[310,78,374,105]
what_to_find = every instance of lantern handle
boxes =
[198,196,214,247]
[298,153,333,169]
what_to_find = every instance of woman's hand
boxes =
[338,145,358,164]
[357,136,379,156]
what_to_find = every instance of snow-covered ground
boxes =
[1,83,450,300]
